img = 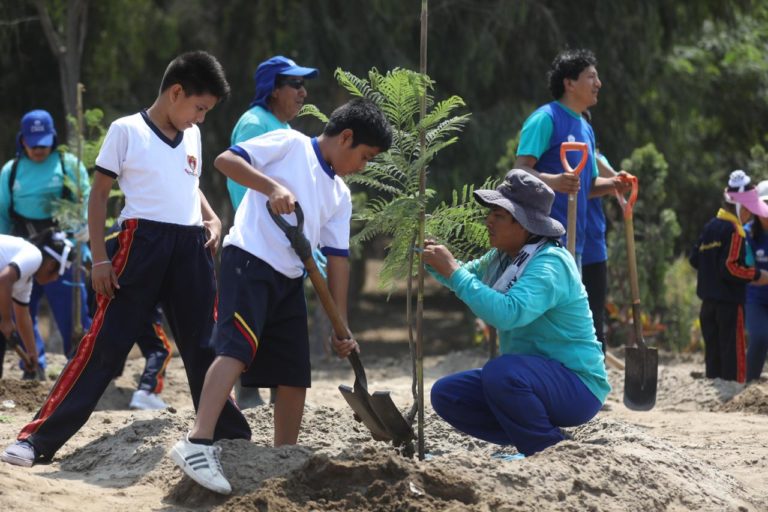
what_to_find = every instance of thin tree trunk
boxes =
[31,0,89,144]
[415,0,428,462]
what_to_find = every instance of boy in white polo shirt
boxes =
[2,51,251,468]
[0,229,74,381]
[170,98,392,494]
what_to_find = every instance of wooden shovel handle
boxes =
[560,142,588,256]
[266,201,369,387]
[615,175,646,350]
[614,174,639,221]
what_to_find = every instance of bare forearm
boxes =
[13,304,36,359]
[199,189,219,223]
[88,177,113,263]
[326,255,350,325]
[214,152,283,197]
[590,176,618,198]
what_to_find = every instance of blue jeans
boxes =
[430,354,601,455]
[28,267,92,368]
[746,302,768,381]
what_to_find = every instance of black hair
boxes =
[323,98,393,151]
[547,48,598,100]
[159,51,230,100]
[28,228,75,267]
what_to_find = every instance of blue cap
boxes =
[250,55,319,109]
[18,110,57,151]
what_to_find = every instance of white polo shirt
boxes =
[0,234,42,304]
[223,129,351,279]
[95,111,203,226]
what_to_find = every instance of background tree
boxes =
[2,0,767,351]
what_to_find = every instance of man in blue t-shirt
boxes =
[513,49,627,268]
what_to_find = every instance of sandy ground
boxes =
[1,343,767,512]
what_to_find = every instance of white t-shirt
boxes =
[223,130,352,279]
[0,234,42,304]
[95,111,203,226]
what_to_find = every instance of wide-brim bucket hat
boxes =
[474,169,565,238]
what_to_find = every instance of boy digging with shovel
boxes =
[170,98,392,495]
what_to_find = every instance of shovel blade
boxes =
[369,391,415,445]
[623,346,658,411]
[339,384,393,442]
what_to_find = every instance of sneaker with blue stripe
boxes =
[170,435,231,494]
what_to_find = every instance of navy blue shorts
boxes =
[213,245,310,388]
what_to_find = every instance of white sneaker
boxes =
[1,441,36,467]
[130,389,168,410]
[170,436,231,494]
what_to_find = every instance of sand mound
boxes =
[0,379,51,412]
[1,350,768,511]
[219,450,479,512]
[718,384,768,415]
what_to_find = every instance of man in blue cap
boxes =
[228,55,319,208]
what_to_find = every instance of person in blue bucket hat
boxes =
[228,55,319,208]
[0,110,92,375]
[229,55,319,408]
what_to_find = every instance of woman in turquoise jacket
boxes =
[423,169,610,456]
[0,110,92,371]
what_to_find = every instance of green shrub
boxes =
[662,255,701,352]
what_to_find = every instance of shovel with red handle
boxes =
[614,174,658,410]
[267,201,415,452]
[559,142,589,257]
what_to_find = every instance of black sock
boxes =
[188,437,213,446]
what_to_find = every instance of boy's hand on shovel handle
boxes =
[331,333,359,359]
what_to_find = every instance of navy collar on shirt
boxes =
[311,137,336,179]
[141,110,184,148]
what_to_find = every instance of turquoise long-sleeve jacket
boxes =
[0,151,90,234]
[429,242,611,403]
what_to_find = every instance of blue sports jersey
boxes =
[583,153,610,265]
[746,221,768,305]
[518,102,598,255]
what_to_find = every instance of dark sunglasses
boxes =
[277,78,306,90]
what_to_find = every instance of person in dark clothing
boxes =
[690,170,768,382]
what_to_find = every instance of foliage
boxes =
[662,256,701,352]
[52,107,116,232]
[335,67,471,289]
[297,103,328,124]
[425,178,496,262]
[495,131,521,175]
[0,0,764,239]
[605,143,681,344]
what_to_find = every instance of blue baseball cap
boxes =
[18,110,57,150]
[250,55,319,109]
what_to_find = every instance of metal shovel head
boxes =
[623,345,658,411]
[338,383,393,442]
[369,391,415,445]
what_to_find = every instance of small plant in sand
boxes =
[335,67,481,286]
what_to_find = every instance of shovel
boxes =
[614,175,658,410]
[559,142,589,257]
[267,202,415,449]
[1,330,44,380]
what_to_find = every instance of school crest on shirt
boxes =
[185,155,199,177]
